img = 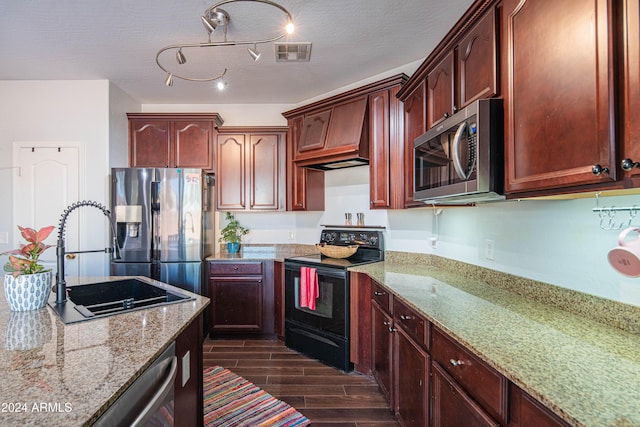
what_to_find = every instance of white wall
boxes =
[0,80,127,277]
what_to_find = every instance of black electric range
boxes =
[284,228,384,371]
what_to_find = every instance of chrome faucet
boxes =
[55,200,121,305]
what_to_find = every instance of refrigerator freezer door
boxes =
[157,169,203,263]
[110,262,153,278]
[111,168,155,263]
[159,262,202,295]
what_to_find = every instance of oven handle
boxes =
[284,262,348,279]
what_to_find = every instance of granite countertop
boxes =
[0,276,209,427]
[206,244,319,262]
[351,257,640,427]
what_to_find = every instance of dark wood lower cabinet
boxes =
[394,325,429,427]
[210,277,263,333]
[509,384,570,427]
[432,362,499,427]
[174,313,204,427]
[207,261,274,336]
[371,301,393,402]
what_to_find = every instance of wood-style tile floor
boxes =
[203,338,400,426]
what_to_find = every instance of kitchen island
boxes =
[0,276,208,427]
[351,254,640,427]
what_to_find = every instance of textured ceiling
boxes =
[0,0,474,105]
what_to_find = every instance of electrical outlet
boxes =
[485,239,495,260]
[430,237,438,249]
[288,231,295,241]
[0,232,7,245]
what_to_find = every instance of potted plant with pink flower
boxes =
[2,225,55,311]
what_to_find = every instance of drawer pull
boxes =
[383,321,391,326]
[233,266,239,270]
[399,314,414,321]
[388,326,396,333]
[449,359,465,367]
[374,291,385,296]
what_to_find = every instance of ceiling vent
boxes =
[275,42,312,62]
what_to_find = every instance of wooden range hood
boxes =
[290,95,369,170]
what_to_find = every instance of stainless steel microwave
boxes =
[413,98,504,204]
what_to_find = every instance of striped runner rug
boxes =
[203,366,311,427]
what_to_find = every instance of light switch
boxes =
[0,232,8,245]
[181,351,191,387]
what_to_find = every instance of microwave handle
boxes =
[452,121,473,180]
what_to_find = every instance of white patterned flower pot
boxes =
[3,271,52,311]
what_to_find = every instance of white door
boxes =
[14,145,80,277]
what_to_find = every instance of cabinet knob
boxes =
[592,164,610,176]
[399,314,414,321]
[388,326,396,333]
[383,321,391,327]
[444,112,450,119]
[374,291,385,296]
[621,158,640,171]
[449,359,465,367]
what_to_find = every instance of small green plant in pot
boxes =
[218,212,249,254]
[2,225,55,311]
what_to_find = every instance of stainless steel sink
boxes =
[48,278,194,324]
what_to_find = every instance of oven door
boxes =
[284,262,348,338]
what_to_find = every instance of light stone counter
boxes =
[0,276,209,427]
[351,254,640,427]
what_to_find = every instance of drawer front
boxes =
[209,261,263,276]
[393,298,428,349]
[371,282,391,314]
[431,327,507,424]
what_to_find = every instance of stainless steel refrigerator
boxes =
[110,168,205,294]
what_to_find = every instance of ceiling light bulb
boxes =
[165,73,174,87]
[247,45,261,61]
[216,81,226,91]
[285,21,295,34]
[176,48,187,65]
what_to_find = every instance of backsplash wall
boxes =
[231,166,640,308]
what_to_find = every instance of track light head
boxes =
[247,45,261,61]
[176,48,187,65]
[165,73,174,87]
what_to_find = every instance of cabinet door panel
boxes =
[324,96,368,153]
[504,0,615,193]
[371,301,393,402]
[216,134,245,210]
[458,7,497,108]
[210,278,262,332]
[369,89,391,208]
[623,0,640,180]
[395,326,429,427]
[297,110,331,155]
[173,121,213,169]
[403,81,426,207]
[428,51,455,129]
[249,134,279,210]
[510,384,569,427]
[432,362,499,427]
[129,120,171,168]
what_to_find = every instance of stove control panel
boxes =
[320,229,384,250]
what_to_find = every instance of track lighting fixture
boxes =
[156,0,295,87]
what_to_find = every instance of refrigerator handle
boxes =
[151,181,160,212]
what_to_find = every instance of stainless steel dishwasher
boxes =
[93,342,177,427]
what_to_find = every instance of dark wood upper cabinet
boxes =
[286,116,325,211]
[427,51,456,129]
[458,7,498,108]
[402,80,426,208]
[216,127,285,211]
[368,75,407,209]
[502,0,616,194]
[622,0,640,184]
[127,113,222,170]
